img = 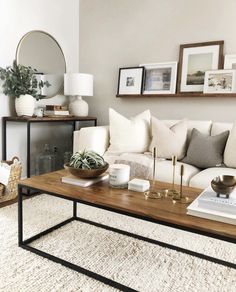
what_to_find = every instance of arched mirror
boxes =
[16,30,66,98]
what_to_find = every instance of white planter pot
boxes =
[15,94,35,117]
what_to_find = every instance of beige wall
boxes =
[0,0,79,175]
[80,0,236,125]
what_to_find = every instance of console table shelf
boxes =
[2,116,97,178]
[116,93,236,98]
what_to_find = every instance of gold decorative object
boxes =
[166,155,179,197]
[144,147,163,199]
[211,175,236,198]
[172,164,190,204]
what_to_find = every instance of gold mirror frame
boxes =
[16,30,66,98]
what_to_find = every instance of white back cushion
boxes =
[149,118,188,159]
[211,122,233,136]
[224,123,236,167]
[162,119,212,141]
[108,108,151,153]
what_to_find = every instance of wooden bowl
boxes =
[64,162,109,178]
[211,175,236,198]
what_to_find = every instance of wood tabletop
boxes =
[19,170,236,241]
[3,116,97,122]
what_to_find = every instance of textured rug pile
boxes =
[0,194,235,291]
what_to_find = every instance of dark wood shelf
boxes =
[2,116,97,122]
[116,93,236,98]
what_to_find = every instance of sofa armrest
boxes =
[73,126,110,155]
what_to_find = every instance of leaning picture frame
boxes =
[140,62,178,94]
[117,66,144,95]
[203,69,236,94]
[224,54,236,69]
[177,40,224,93]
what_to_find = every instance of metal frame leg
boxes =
[18,186,23,246]
[73,201,77,218]
[18,186,236,291]
[2,118,7,160]
[26,121,31,178]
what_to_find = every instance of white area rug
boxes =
[0,194,236,292]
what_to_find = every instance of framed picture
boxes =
[204,69,236,93]
[140,62,177,94]
[117,67,144,95]
[177,40,224,93]
[224,54,236,69]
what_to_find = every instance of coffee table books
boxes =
[187,186,236,225]
[61,173,109,187]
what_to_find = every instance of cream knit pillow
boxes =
[108,108,151,153]
[149,117,188,159]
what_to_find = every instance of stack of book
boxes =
[187,186,236,225]
[61,173,109,187]
[44,105,70,116]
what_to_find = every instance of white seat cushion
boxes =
[189,167,236,189]
[104,152,200,185]
[155,160,200,186]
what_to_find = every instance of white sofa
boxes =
[73,120,236,189]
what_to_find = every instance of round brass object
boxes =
[64,163,109,178]
[211,175,236,198]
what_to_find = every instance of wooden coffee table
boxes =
[18,170,236,292]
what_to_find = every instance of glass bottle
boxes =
[36,144,54,175]
[64,151,72,165]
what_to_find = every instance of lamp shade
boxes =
[64,73,93,96]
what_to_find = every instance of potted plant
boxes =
[64,150,109,178]
[0,60,50,116]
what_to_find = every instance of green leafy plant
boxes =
[70,150,106,169]
[0,60,50,99]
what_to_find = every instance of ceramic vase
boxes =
[69,96,88,116]
[15,94,35,116]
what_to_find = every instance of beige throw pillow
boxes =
[224,123,236,167]
[149,117,188,159]
[108,108,151,153]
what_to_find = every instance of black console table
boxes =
[2,116,97,178]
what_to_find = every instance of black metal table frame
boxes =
[18,185,236,292]
[2,117,97,178]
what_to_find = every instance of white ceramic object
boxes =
[15,94,35,116]
[69,96,88,116]
[109,164,130,188]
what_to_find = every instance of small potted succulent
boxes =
[0,60,50,116]
[65,150,109,178]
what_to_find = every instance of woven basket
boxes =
[0,157,22,203]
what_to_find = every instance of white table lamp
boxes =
[64,73,93,116]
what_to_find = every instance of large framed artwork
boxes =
[177,40,224,93]
[140,62,177,94]
[117,67,144,95]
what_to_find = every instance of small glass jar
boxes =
[109,164,130,188]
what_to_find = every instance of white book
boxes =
[198,187,236,214]
[45,110,70,116]
[61,173,109,187]
[187,186,236,225]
